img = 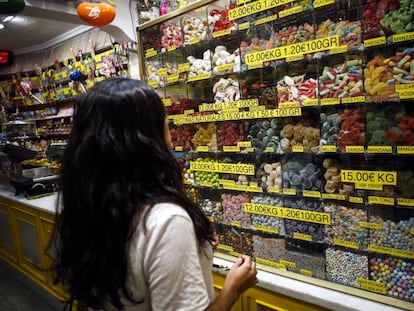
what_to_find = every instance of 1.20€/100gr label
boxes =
[244,203,331,224]
[244,36,339,64]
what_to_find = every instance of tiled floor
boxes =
[0,259,65,311]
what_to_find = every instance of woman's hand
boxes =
[210,233,219,252]
[223,255,258,297]
[205,255,258,311]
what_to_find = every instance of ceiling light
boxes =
[3,15,14,23]
[0,23,4,30]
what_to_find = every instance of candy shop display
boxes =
[176,154,195,184]
[320,108,342,150]
[212,77,240,102]
[166,96,200,115]
[193,156,220,187]
[160,18,183,52]
[239,23,275,70]
[277,69,318,106]
[393,111,414,147]
[215,224,239,255]
[279,116,320,153]
[318,56,364,102]
[272,11,316,50]
[363,0,414,41]
[191,123,217,151]
[283,240,326,279]
[251,194,285,235]
[322,157,356,197]
[145,57,166,87]
[255,155,283,192]
[162,50,189,85]
[336,106,366,153]
[364,46,414,102]
[283,197,325,243]
[187,49,213,78]
[396,165,414,199]
[208,0,237,36]
[187,78,215,104]
[182,11,209,45]
[211,44,241,75]
[368,207,414,252]
[141,24,161,52]
[326,247,369,288]
[240,76,277,108]
[217,153,259,187]
[366,103,405,149]
[198,188,223,223]
[253,234,286,263]
[324,202,368,249]
[369,255,414,301]
[138,0,414,306]
[282,154,325,192]
[246,118,282,153]
[221,191,252,228]
[169,123,196,151]
[314,0,362,56]
[216,120,246,150]
[216,224,254,255]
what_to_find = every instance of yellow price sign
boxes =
[244,203,331,224]
[254,225,279,234]
[238,22,250,30]
[178,63,190,73]
[280,260,296,268]
[333,239,360,249]
[364,36,386,48]
[245,36,339,64]
[228,0,295,20]
[190,161,218,172]
[162,98,172,107]
[219,163,255,175]
[397,198,414,207]
[279,5,303,18]
[397,146,414,154]
[357,278,387,295]
[313,0,335,8]
[341,169,397,185]
[368,196,395,206]
[254,14,277,26]
[293,232,312,241]
[212,29,231,38]
[392,31,414,43]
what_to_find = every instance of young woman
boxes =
[52,78,258,310]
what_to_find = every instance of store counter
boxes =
[0,186,407,311]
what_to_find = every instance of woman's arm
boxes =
[205,255,258,311]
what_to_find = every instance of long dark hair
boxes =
[52,78,214,309]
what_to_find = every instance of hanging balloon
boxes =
[0,0,25,14]
[77,2,116,27]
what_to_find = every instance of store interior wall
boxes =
[0,0,140,79]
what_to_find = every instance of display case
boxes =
[137,0,414,309]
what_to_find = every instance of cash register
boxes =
[2,120,60,198]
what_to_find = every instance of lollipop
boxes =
[69,69,87,93]
[19,80,43,104]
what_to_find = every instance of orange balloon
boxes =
[77,2,116,27]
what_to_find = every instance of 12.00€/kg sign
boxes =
[244,36,339,65]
